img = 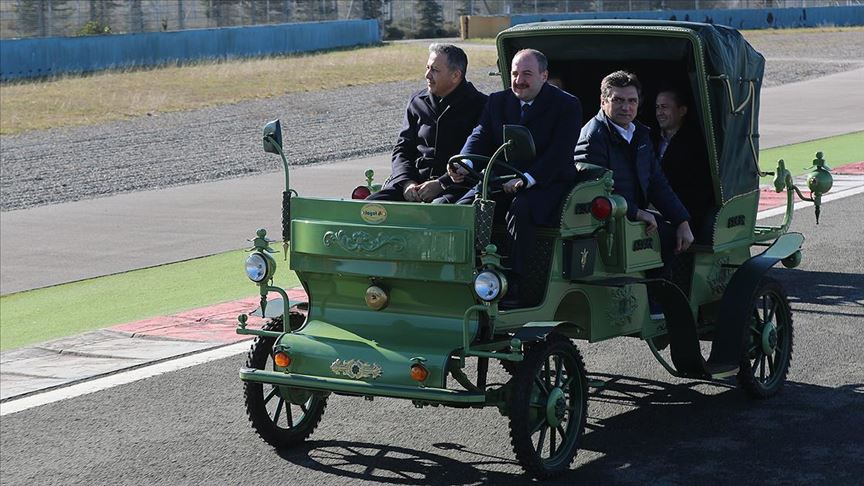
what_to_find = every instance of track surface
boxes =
[1,194,862,485]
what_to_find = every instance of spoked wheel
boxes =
[737,278,794,399]
[507,334,588,479]
[244,317,327,448]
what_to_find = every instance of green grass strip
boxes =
[1,131,861,351]
[0,250,299,351]
[759,131,863,184]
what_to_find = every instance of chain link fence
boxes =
[1,0,861,39]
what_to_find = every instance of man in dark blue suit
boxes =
[449,48,583,305]
[574,71,693,268]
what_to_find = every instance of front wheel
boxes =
[507,334,588,479]
[737,278,794,399]
[243,317,328,448]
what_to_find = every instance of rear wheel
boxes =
[737,278,794,399]
[244,316,328,448]
[507,334,588,479]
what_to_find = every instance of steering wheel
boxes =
[447,154,485,183]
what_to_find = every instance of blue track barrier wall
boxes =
[512,6,864,30]
[0,19,380,81]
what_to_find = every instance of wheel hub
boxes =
[545,387,566,427]
[761,321,778,355]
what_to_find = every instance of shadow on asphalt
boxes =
[271,374,863,484]
[776,268,864,316]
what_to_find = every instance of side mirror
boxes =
[262,119,283,154]
[503,124,535,163]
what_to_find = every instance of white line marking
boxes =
[756,185,864,220]
[0,341,249,416]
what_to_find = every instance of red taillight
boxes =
[352,186,372,200]
[591,196,613,220]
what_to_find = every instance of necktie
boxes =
[519,103,531,125]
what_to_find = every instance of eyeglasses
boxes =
[609,96,639,106]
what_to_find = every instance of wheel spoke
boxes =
[273,397,284,425]
[767,298,777,324]
[534,376,550,396]
[767,354,775,375]
[550,426,557,455]
[263,387,278,406]
[562,375,575,390]
[751,351,763,373]
[759,354,766,381]
[557,424,567,440]
[300,402,309,414]
[285,400,294,428]
[554,355,564,387]
[530,418,546,434]
[535,424,548,453]
[543,357,552,388]
[761,295,768,321]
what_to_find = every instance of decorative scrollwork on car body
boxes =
[607,286,637,327]
[330,359,383,380]
[323,230,406,253]
[708,256,734,295]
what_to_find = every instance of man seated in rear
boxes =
[574,71,694,269]
[654,87,714,238]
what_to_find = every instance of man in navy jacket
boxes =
[368,44,487,203]
[451,48,582,305]
[574,71,694,263]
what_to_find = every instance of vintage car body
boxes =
[235,20,832,478]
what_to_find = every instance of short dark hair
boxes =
[429,43,468,80]
[657,87,689,108]
[601,70,642,100]
[514,48,548,73]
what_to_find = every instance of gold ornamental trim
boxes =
[330,359,383,380]
[323,229,406,253]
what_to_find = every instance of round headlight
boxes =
[474,271,506,302]
[245,253,271,283]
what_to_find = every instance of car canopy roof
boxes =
[497,19,766,203]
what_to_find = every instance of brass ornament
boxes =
[330,359,383,380]
[365,285,389,310]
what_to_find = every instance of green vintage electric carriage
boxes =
[235,20,833,478]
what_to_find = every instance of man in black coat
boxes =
[574,71,693,264]
[367,44,487,203]
[654,88,714,239]
[451,48,583,305]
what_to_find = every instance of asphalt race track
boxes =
[1,194,862,485]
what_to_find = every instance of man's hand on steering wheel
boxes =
[503,178,524,194]
[448,159,481,184]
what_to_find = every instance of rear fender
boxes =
[706,232,804,368]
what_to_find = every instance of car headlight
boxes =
[245,252,273,283]
[474,270,506,302]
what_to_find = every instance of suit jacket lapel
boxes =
[506,91,522,126]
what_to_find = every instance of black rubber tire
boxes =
[736,278,794,399]
[507,334,588,479]
[243,318,327,448]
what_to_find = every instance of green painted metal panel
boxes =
[290,197,477,282]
